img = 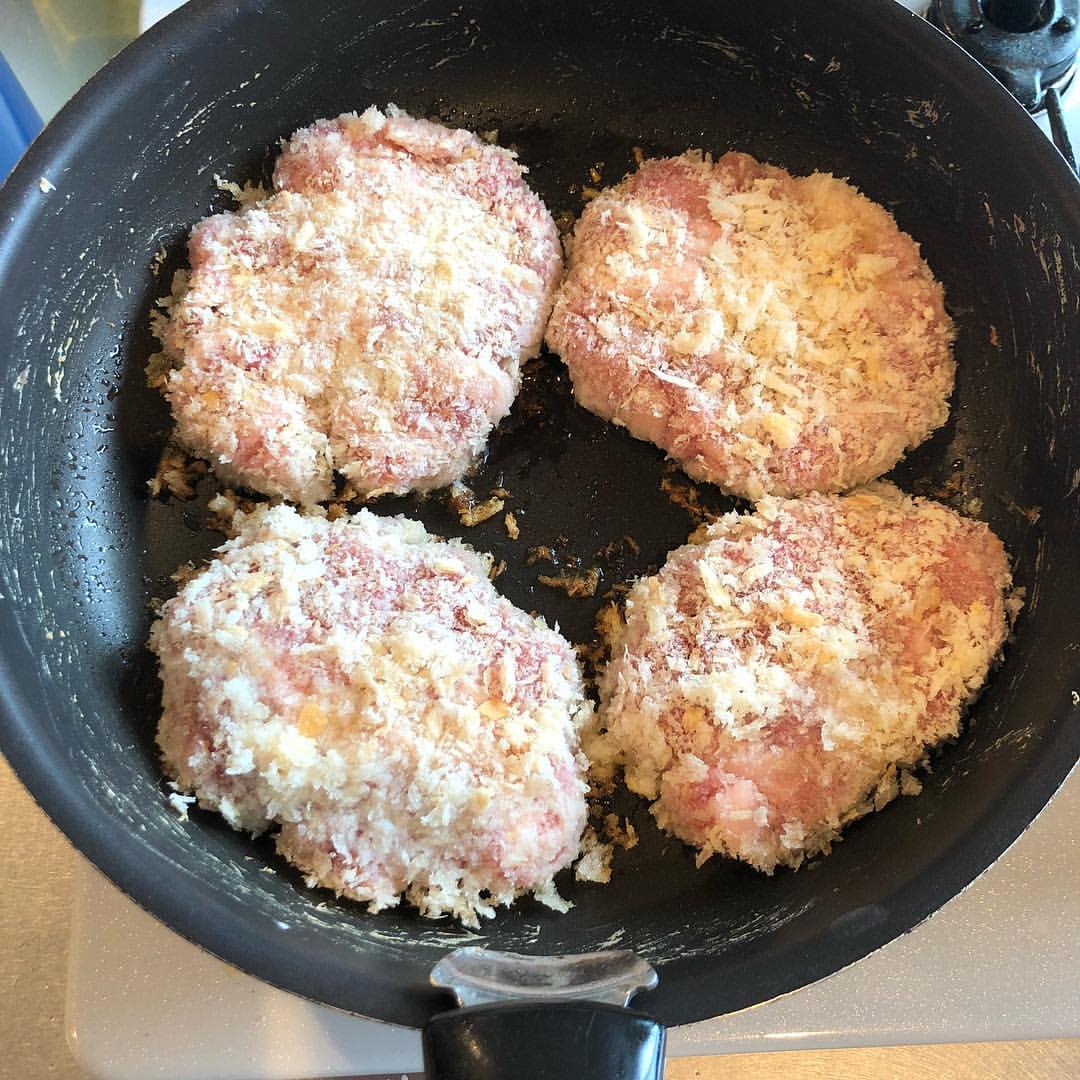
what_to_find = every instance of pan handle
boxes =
[424,947,665,1079]
[423,1000,665,1080]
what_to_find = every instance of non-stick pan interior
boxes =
[1,0,1078,1028]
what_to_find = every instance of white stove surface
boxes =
[66,3,1080,1078]
[68,770,1080,1079]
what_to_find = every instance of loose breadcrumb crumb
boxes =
[169,561,201,588]
[166,785,196,821]
[538,567,601,598]
[145,351,176,391]
[594,535,641,561]
[899,769,924,797]
[213,173,270,206]
[449,482,505,526]
[149,246,169,279]
[148,446,208,500]
[574,812,639,885]
[659,469,720,524]
[603,812,639,851]
[206,491,257,536]
[575,826,614,883]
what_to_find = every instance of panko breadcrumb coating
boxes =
[546,152,955,500]
[151,504,592,925]
[592,483,1015,871]
[157,106,562,504]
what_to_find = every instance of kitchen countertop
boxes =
[4,754,1079,1080]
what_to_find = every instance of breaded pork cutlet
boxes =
[158,106,562,504]
[547,152,955,500]
[152,505,592,925]
[592,484,1015,871]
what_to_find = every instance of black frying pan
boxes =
[1,0,1079,1075]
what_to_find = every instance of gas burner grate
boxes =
[929,0,1079,165]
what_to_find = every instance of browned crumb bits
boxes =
[448,481,505,527]
[148,446,208,500]
[537,567,602,598]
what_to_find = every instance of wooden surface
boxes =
[3,754,1079,1079]
[668,1042,1080,1079]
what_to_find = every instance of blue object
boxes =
[0,51,43,180]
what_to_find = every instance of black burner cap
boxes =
[930,0,1079,110]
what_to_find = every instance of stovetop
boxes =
[30,1,1077,1077]
[67,769,1080,1079]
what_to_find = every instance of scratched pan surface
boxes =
[1,0,1079,1028]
